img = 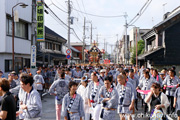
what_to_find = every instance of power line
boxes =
[45,3,68,27]
[52,0,67,11]
[128,0,152,25]
[81,0,90,20]
[71,28,83,42]
[73,0,85,19]
[51,2,68,13]
[73,22,83,33]
[44,2,84,43]
[72,8,125,18]
[46,9,68,30]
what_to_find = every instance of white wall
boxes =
[0,0,32,54]
[6,36,31,54]
[0,0,6,52]
[0,0,32,75]
[5,0,32,23]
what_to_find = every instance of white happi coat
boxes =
[116,82,135,114]
[99,85,118,120]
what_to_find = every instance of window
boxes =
[58,44,62,51]
[5,60,13,72]
[45,42,48,49]
[56,44,59,51]
[6,16,28,39]
[49,43,52,49]
[52,43,56,50]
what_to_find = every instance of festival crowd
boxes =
[0,64,180,120]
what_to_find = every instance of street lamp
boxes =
[12,3,28,70]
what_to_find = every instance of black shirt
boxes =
[150,92,163,112]
[1,92,16,120]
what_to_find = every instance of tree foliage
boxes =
[130,40,145,64]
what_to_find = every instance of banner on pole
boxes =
[37,1,44,42]
[31,45,36,67]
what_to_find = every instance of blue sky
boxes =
[44,0,180,53]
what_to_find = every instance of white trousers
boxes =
[83,113,90,120]
[92,104,101,120]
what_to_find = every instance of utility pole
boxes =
[90,23,92,45]
[106,42,108,59]
[31,0,37,75]
[67,0,71,65]
[124,13,128,65]
[82,17,86,63]
[104,39,106,59]
[116,34,119,64]
[136,28,138,67]
[96,34,99,46]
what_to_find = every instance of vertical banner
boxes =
[31,45,36,68]
[37,1,44,42]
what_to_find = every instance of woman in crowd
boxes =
[145,83,170,120]
[61,81,85,120]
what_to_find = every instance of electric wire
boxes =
[128,0,152,25]
[44,2,84,43]
[72,8,125,18]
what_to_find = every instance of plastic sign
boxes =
[37,1,44,42]
[66,54,71,59]
[66,49,71,55]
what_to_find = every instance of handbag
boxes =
[151,92,168,120]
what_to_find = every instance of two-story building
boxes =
[37,27,81,66]
[0,0,32,76]
[138,6,180,71]
[37,26,67,66]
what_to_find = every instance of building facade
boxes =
[138,6,180,71]
[38,27,67,66]
[0,0,32,76]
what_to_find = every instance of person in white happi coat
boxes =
[136,70,157,113]
[128,69,139,111]
[99,75,118,120]
[163,69,180,114]
[33,70,45,99]
[74,66,82,78]
[152,69,163,87]
[16,74,42,120]
[117,75,135,120]
[49,72,69,120]
[77,76,90,120]
[61,81,85,120]
[65,68,72,83]
[173,86,180,120]
[87,72,104,120]
[99,69,106,82]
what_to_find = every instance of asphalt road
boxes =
[16,93,176,120]
[40,94,150,120]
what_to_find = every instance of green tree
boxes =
[130,40,145,64]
